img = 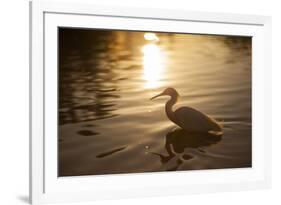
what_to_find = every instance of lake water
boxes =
[58,28,252,176]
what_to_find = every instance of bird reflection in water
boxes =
[152,128,222,171]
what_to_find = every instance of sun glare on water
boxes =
[142,38,165,89]
[142,44,164,88]
[144,33,159,42]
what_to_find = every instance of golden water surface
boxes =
[58,28,251,176]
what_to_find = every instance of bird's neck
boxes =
[165,96,177,123]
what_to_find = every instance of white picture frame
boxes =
[30,1,272,204]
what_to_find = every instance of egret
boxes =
[151,87,223,135]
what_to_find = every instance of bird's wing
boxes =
[174,107,220,132]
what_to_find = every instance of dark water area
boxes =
[58,28,251,176]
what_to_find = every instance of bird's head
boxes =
[150,87,179,100]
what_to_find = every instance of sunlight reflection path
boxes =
[142,34,166,89]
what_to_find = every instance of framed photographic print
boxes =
[30,1,271,204]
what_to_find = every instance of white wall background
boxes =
[0,0,279,204]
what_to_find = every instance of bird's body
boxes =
[151,87,223,135]
[173,107,222,133]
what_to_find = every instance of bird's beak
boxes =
[150,92,164,100]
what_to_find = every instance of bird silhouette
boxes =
[151,87,223,135]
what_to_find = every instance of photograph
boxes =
[58,28,252,176]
